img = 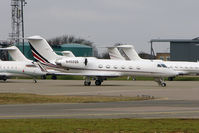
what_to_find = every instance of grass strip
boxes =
[0,93,153,104]
[0,118,198,133]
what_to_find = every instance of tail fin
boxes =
[108,47,125,60]
[117,45,142,61]
[0,46,31,62]
[27,35,61,64]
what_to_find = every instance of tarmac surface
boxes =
[0,79,199,119]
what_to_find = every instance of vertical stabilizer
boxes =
[27,35,61,64]
[117,45,142,61]
[108,47,125,60]
[0,46,31,62]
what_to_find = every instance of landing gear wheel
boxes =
[84,81,91,86]
[52,75,57,80]
[161,82,166,87]
[2,76,7,81]
[95,80,102,86]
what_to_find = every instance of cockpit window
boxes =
[161,64,167,68]
[157,64,162,67]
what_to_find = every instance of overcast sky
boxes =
[1,0,199,53]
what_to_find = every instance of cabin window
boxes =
[129,66,133,69]
[98,64,103,68]
[106,65,110,69]
[136,66,141,70]
[114,66,118,69]
[121,66,125,69]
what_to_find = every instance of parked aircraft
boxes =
[27,35,177,86]
[109,45,199,80]
[0,46,47,82]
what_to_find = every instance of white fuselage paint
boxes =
[56,57,177,78]
[110,45,199,76]
[164,61,199,75]
[0,61,46,78]
[134,59,199,75]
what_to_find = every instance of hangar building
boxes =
[150,38,199,62]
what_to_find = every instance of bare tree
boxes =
[47,35,98,57]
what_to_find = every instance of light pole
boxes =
[21,0,27,54]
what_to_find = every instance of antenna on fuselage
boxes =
[84,58,88,66]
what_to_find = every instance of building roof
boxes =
[16,42,92,48]
[60,43,92,48]
[150,38,199,43]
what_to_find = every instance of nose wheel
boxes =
[154,78,166,87]
[160,82,166,87]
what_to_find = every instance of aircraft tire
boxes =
[95,80,101,86]
[51,75,57,80]
[84,81,91,86]
[2,76,7,81]
[161,82,166,87]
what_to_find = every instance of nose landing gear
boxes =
[154,78,166,87]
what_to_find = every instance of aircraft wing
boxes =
[49,71,122,77]
[176,71,191,75]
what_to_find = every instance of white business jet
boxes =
[27,35,177,87]
[109,45,199,80]
[0,46,47,82]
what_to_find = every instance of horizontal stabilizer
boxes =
[62,51,75,57]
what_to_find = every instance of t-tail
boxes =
[117,45,142,61]
[27,35,61,64]
[0,46,31,62]
[108,47,125,60]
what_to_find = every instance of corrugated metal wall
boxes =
[170,42,199,61]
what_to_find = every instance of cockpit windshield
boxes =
[157,64,167,68]
[157,64,162,67]
[161,64,167,68]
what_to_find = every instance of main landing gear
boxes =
[84,77,91,86]
[84,77,104,86]
[33,77,37,83]
[154,78,166,87]
[95,79,102,86]
[0,76,7,82]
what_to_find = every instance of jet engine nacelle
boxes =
[55,57,87,69]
